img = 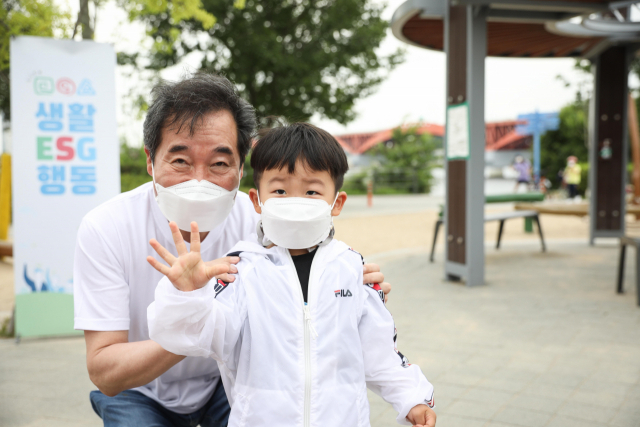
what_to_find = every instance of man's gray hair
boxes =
[143,72,256,164]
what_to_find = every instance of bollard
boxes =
[367,181,373,207]
[0,153,11,241]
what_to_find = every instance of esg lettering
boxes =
[37,136,96,161]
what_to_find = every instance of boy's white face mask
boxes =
[257,192,338,249]
[152,163,237,232]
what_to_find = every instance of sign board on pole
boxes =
[446,103,470,160]
[516,111,560,186]
[10,36,120,338]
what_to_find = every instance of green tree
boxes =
[0,0,72,119]
[123,0,403,123]
[120,143,152,192]
[240,152,254,192]
[113,0,230,115]
[540,100,589,192]
[366,125,439,194]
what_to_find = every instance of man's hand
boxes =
[147,221,230,292]
[204,256,240,283]
[406,404,436,427]
[363,263,391,302]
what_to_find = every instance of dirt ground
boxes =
[333,206,595,258]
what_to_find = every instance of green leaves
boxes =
[367,125,440,194]
[120,0,215,28]
[0,0,72,119]
[130,0,403,124]
[120,143,152,192]
[540,101,589,192]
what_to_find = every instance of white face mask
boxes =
[257,193,338,249]
[152,163,238,232]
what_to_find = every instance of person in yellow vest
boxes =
[563,156,581,199]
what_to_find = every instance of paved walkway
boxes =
[369,241,640,427]
[2,239,639,426]
[0,336,98,427]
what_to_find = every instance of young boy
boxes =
[147,123,436,427]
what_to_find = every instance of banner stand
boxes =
[10,36,120,339]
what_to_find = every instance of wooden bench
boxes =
[617,236,640,306]
[486,193,544,233]
[515,202,640,217]
[430,210,546,262]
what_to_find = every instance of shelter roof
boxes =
[390,0,633,58]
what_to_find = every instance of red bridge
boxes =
[334,120,532,154]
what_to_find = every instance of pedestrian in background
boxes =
[513,155,531,193]
[563,156,582,200]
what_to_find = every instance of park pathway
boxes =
[367,241,640,427]
[1,194,639,426]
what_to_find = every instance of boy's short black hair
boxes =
[251,122,349,192]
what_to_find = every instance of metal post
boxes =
[588,63,598,246]
[533,128,540,187]
[443,3,486,286]
[589,46,629,244]
[443,3,454,281]
[465,5,486,286]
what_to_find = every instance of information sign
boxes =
[11,36,120,338]
[516,111,560,186]
[446,103,470,160]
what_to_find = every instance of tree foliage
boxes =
[539,60,592,195]
[121,0,216,58]
[120,142,152,192]
[540,100,589,191]
[366,125,439,194]
[125,0,403,123]
[0,0,72,119]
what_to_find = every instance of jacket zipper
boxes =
[286,248,319,427]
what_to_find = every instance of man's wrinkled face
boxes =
[146,110,243,192]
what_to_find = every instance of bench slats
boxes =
[484,210,538,222]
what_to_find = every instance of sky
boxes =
[64,0,593,144]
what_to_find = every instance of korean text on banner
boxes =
[10,36,120,338]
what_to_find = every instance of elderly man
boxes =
[73,73,389,426]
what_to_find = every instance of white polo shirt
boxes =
[73,182,259,414]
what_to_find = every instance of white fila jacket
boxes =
[148,239,434,427]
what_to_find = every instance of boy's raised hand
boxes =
[147,221,230,292]
[407,404,436,427]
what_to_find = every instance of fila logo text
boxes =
[334,289,353,298]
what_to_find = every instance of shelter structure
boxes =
[391,0,639,285]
